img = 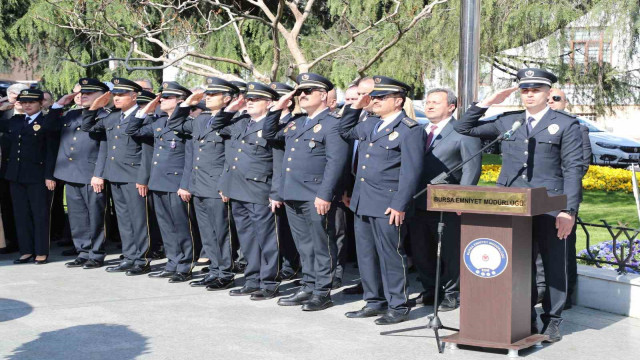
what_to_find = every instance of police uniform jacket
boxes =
[0,109,14,179]
[124,110,192,193]
[0,109,61,183]
[81,107,149,184]
[339,106,426,218]
[454,104,583,212]
[51,108,108,184]
[262,107,348,202]
[169,106,227,199]
[213,110,279,205]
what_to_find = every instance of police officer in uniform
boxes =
[454,68,583,342]
[0,89,62,264]
[339,76,426,325]
[48,79,110,269]
[126,81,196,282]
[214,82,282,300]
[264,73,348,311]
[170,77,238,290]
[82,78,152,275]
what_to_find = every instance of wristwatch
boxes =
[561,209,576,216]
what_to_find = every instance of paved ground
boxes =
[1,246,640,360]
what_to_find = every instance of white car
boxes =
[579,118,640,167]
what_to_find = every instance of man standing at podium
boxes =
[454,68,583,343]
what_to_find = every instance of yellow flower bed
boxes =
[480,164,640,193]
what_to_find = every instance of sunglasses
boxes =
[296,88,324,96]
[551,95,563,101]
[370,94,401,101]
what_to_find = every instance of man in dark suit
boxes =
[454,68,584,343]
[410,88,482,311]
[339,76,427,325]
[81,78,152,275]
[213,82,282,300]
[264,73,349,311]
[48,79,109,269]
[125,81,196,282]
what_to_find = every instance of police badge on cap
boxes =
[516,68,558,89]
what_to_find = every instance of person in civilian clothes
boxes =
[81,78,152,276]
[339,76,426,325]
[454,68,584,342]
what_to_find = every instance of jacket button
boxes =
[286,168,290,172]
[291,148,295,151]
[195,166,199,169]
[361,178,364,181]
[17,158,20,161]
[76,127,80,131]
[17,150,20,154]
[524,151,528,155]
[18,135,21,138]
[522,174,527,179]
[234,157,238,161]
[242,140,245,144]
[199,149,202,152]
[200,140,204,143]
[254,177,258,181]
[112,146,116,149]
[196,157,200,161]
[156,154,160,157]
[524,139,529,143]
[295,139,299,142]
[287,158,292,161]
[69,157,73,161]
[117,125,120,129]
[174,172,178,175]
[362,165,366,169]
[365,154,370,158]
[115,136,118,139]
[153,161,157,165]
[159,146,163,149]
[73,137,77,141]
[238,149,242,152]
[523,163,527,167]
[369,143,373,147]
[111,157,115,160]
[232,166,236,169]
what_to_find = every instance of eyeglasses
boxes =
[296,88,323,96]
[370,94,400,101]
[551,95,563,101]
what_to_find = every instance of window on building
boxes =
[576,113,597,122]
[564,28,612,72]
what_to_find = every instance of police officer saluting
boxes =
[339,76,426,325]
[213,82,282,300]
[82,78,152,275]
[264,73,348,311]
[0,89,63,264]
[125,81,196,282]
[454,68,583,342]
[49,78,110,269]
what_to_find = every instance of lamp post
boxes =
[457,0,481,118]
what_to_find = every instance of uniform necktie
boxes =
[120,112,126,124]
[303,117,311,128]
[374,119,384,135]
[25,116,32,124]
[352,144,359,176]
[526,116,535,135]
[246,119,255,132]
[206,115,214,128]
[426,124,438,148]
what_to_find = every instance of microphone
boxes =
[501,119,523,140]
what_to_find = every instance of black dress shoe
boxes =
[277,270,300,281]
[126,265,151,276]
[345,306,387,318]
[301,294,333,311]
[190,275,219,287]
[206,278,235,291]
[374,310,409,325]
[148,270,176,278]
[82,259,103,269]
[200,267,210,274]
[531,323,539,335]
[233,261,247,273]
[13,255,35,264]
[438,296,459,312]
[61,248,79,256]
[414,292,436,306]
[342,282,364,295]
[542,320,563,343]
[34,257,49,265]
[149,250,165,260]
[250,288,279,300]
[277,289,313,306]
[169,272,192,283]
[229,285,260,296]
[65,258,88,268]
[106,262,134,273]
[331,278,343,290]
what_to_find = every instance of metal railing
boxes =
[576,217,640,274]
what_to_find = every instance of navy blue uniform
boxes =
[0,109,61,256]
[125,110,196,274]
[51,108,108,262]
[262,108,348,296]
[339,105,426,313]
[454,104,583,326]
[170,106,234,281]
[214,110,280,292]
[82,107,151,267]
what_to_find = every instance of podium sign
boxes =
[427,185,566,352]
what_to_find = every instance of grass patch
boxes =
[478,153,639,254]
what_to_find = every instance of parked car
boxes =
[579,118,640,167]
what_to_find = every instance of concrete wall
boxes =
[575,264,640,318]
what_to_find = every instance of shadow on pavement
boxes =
[7,324,149,360]
[0,298,32,322]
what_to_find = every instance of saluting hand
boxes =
[56,92,79,107]
[91,177,104,193]
[385,207,406,227]
[478,87,518,107]
[225,95,245,112]
[271,89,297,111]
[352,94,371,110]
[183,92,205,107]
[141,95,161,115]
[555,212,575,240]
[0,102,14,112]
[89,91,112,111]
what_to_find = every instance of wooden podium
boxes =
[426,185,567,355]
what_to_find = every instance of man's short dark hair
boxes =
[427,88,457,110]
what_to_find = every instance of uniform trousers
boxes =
[333,202,349,281]
[536,215,578,303]
[0,179,16,245]
[275,206,300,277]
[355,215,409,312]
[146,195,164,254]
[408,210,460,298]
[231,200,279,291]
[285,200,337,296]
[65,182,106,262]
[10,182,52,256]
[152,191,195,274]
[110,182,150,267]
[531,214,568,325]
[194,196,233,280]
